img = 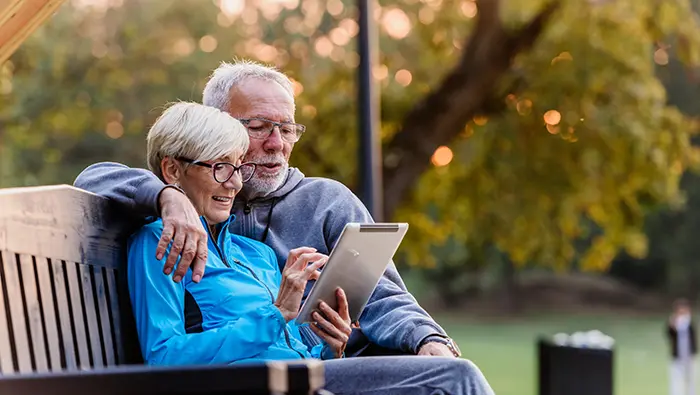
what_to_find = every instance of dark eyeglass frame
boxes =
[177,158,256,183]
[238,117,306,143]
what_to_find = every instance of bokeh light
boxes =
[373,64,389,80]
[432,146,454,167]
[460,1,477,18]
[199,35,218,53]
[544,110,561,125]
[314,36,333,57]
[654,48,669,65]
[516,99,533,115]
[105,121,124,139]
[382,8,411,39]
[473,115,488,126]
[395,69,412,86]
[220,0,244,16]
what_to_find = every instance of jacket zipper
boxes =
[204,222,231,268]
[204,218,303,358]
[232,258,306,359]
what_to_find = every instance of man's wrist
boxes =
[419,335,462,357]
[420,335,448,347]
[320,342,344,360]
[157,184,186,214]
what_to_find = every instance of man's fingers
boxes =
[318,302,351,336]
[335,288,351,323]
[165,229,186,281]
[157,223,175,268]
[191,237,208,283]
[310,322,344,352]
[310,323,340,348]
[178,233,197,270]
[312,311,349,342]
[418,342,455,358]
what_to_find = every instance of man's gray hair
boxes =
[202,59,295,112]
[147,101,249,181]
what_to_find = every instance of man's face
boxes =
[227,78,296,196]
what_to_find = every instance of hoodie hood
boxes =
[239,167,305,202]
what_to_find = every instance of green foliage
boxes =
[1,0,699,275]
[396,0,700,271]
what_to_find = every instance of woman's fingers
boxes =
[284,247,317,269]
[309,269,322,281]
[295,252,326,266]
[304,256,328,278]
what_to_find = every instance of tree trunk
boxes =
[382,0,560,218]
[501,259,520,313]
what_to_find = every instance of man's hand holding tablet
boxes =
[296,223,409,324]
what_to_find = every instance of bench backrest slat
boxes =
[0,185,138,374]
[65,260,92,369]
[33,256,63,371]
[103,267,126,364]
[78,262,105,368]
[92,265,116,366]
[0,252,13,373]
[17,253,49,373]
[1,250,33,373]
[50,259,78,370]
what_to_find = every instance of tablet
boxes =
[295,222,408,324]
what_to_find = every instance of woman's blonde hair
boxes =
[146,101,249,181]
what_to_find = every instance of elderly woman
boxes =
[128,102,494,395]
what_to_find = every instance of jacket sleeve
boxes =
[266,247,337,360]
[128,225,286,365]
[323,190,447,354]
[74,162,165,217]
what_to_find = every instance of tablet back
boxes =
[296,223,408,324]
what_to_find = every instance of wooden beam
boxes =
[0,0,66,64]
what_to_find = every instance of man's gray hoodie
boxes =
[74,162,447,354]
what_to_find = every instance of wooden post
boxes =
[0,0,67,63]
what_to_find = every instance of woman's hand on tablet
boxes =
[310,288,352,358]
[275,247,328,322]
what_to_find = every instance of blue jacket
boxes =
[127,216,326,365]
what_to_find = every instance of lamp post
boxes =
[357,0,384,221]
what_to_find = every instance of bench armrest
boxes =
[0,359,330,395]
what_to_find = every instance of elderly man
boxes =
[74,59,460,358]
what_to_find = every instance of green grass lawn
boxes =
[434,313,672,395]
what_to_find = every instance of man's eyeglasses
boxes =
[238,118,306,143]
[177,158,256,183]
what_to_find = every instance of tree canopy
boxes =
[1,0,700,273]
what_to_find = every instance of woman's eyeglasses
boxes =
[177,158,256,183]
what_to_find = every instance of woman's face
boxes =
[177,153,244,225]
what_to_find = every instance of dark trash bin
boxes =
[538,332,614,395]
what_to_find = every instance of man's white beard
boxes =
[244,154,289,198]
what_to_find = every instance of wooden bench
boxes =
[0,185,328,394]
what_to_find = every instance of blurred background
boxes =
[3,0,700,393]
